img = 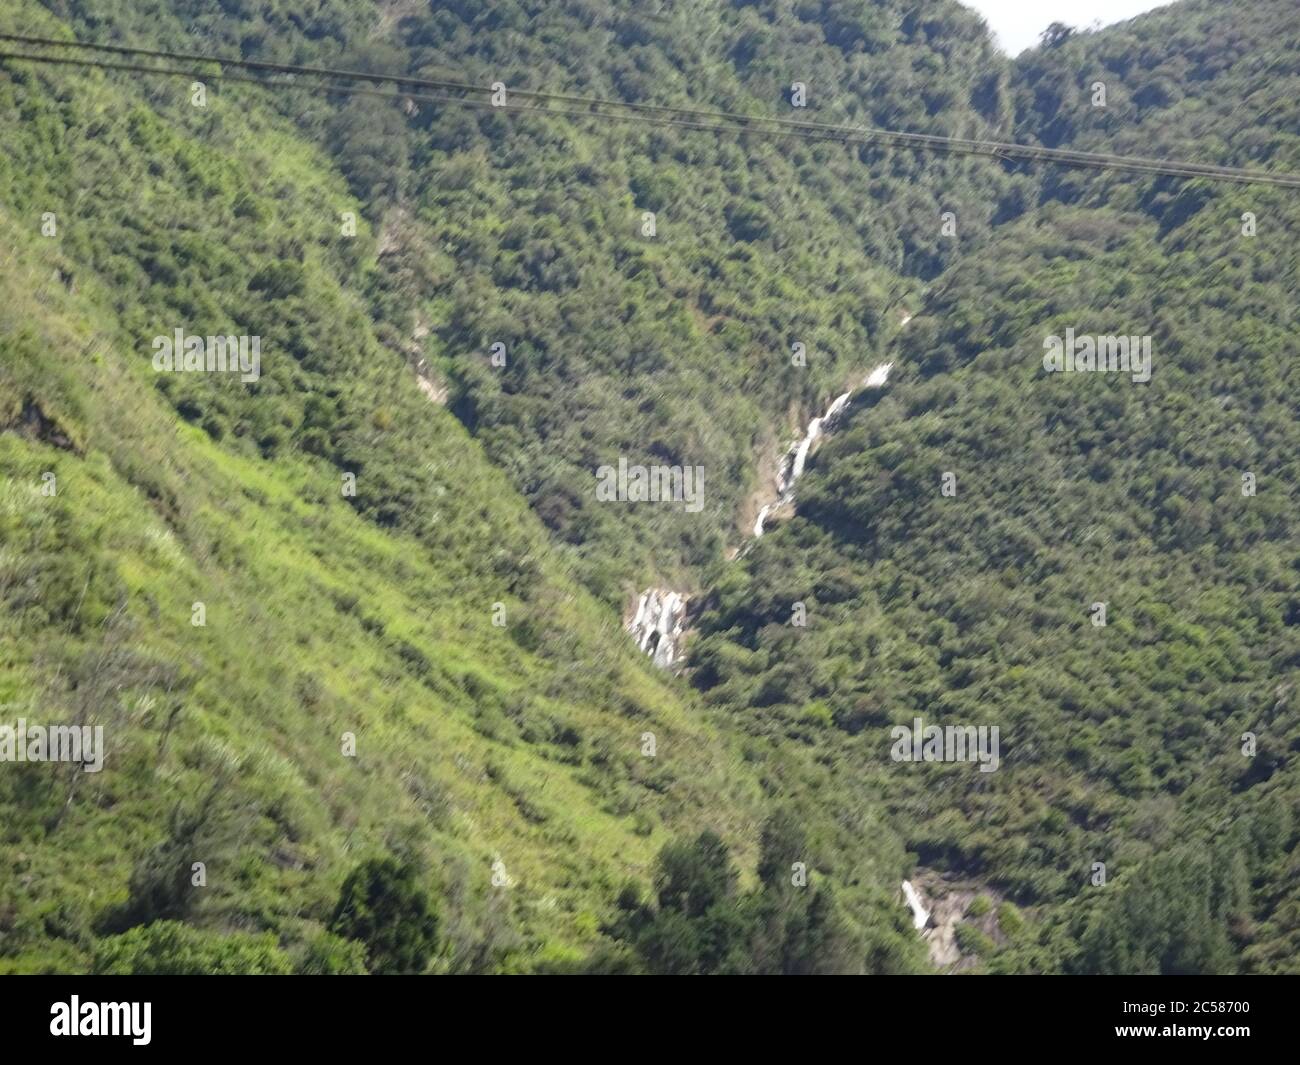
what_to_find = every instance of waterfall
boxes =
[902,879,930,930]
[753,362,893,537]
[631,360,895,665]
[626,588,690,668]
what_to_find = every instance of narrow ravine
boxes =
[623,325,993,969]
[753,362,893,537]
[626,353,962,969]
[626,360,895,666]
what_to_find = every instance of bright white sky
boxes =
[961,1,1175,54]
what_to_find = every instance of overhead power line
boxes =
[2,31,1299,188]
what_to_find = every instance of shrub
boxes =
[93,921,292,975]
[329,858,440,975]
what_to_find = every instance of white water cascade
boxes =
[753,362,893,537]
[626,588,690,669]
[902,879,930,931]
[629,360,895,666]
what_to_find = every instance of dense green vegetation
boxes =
[0,0,928,975]
[1,0,1297,974]
[328,857,440,974]
[22,0,1025,600]
[596,814,870,974]
[690,0,1300,974]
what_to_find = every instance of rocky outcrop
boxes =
[902,873,1009,971]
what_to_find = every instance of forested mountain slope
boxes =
[24,0,1028,600]
[691,0,1300,973]
[0,0,930,974]
[1,0,1297,975]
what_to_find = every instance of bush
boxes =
[997,902,1025,938]
[295,930,370,975]
[93,921,292,975]
[329,858,440,974]
[954,922,995,958]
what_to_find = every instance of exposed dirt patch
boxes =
[416,374,448,406]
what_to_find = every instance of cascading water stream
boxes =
[626,588,690,669]
[902,879,930,931]
[753,362,893,537]
[624,350,940,953]
[626,361,895,668]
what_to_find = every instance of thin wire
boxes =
[4,29,1295,185]
[0,31,1280,174]
[2,33,1298,188]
